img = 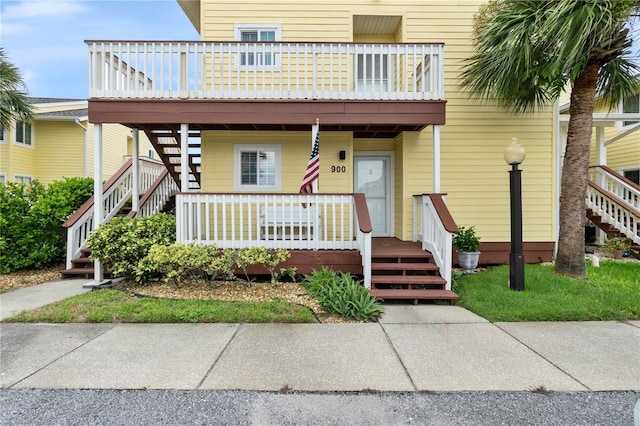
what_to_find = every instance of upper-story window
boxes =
[235,24,281,70]
[621,93,639,129]
[234,144,281,191]
[356,54,390,92]
[0,126,6,143]
[14,121,33,146]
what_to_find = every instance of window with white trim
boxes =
[0,174,6,184]
[14,121,33,146]
[235,24,281,70]
[621,93,639,129]
[234,144,281,191]
[0,126,6,143]
[13,174,33,185]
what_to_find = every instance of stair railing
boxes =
[412,194,457,288]
[132,168,179,218]
[62,159,173,268]
[586,181,640,244]
[588,165,640,210]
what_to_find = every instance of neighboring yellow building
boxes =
[0,98,157,185]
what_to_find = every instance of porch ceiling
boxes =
[88,99,446,138]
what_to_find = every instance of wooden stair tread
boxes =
[371,275,445,285]
[372,263,438,271]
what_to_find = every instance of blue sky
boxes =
[1,1,639,100]
[1,0,199,99]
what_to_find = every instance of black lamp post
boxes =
[504,138,526,291]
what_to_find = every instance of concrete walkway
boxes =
[1,281,639,392]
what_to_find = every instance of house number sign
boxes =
[331,165,347,173]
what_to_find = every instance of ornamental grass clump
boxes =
[301,267,384,321]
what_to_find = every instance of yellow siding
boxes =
[197,0,557,244]
[33,121,85,184]
[589,125,640,171]
[201,130,352,193]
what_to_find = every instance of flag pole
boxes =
[312,118,319,193]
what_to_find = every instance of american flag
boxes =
[299,121,320,194]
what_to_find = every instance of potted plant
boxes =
[453,226,481,273]
[602,237,631,259]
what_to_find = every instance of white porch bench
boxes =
[259,205,321,240]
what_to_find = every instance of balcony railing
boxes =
[87,41,444,101]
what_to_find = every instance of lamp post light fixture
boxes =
[504,137,526,291]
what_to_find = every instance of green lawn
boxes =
[3,289,316,323]
[455,261,640,322]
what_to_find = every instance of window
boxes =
[235,24,281,70]
[148,149,155,159]
[623,169,639,185]
[234,144,281,191]
[621,93,639,128]
[0,174,6,184]
[356,54,389,92]
[0,126,6,143]
[15,121,33,146]
[13,174,33,185]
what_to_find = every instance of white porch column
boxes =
[595,126,606,169]
[131,130,140,213]
[433,124,441,193]
[594,126,606,244]
[91,123,105,285]
[181,123,189,192]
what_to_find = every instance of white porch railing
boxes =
[175,192,373,287]
[412,194,455,288]
[586,182,640,245]
[63,159,170,268]
[86,41,444,101]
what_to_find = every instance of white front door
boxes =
[354,154,392,237]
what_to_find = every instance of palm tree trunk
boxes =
[555,62,600,277]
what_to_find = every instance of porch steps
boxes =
[61,249,113,279]
[587,209,640,260]
[369,238,459,305]
[145,130,201,190]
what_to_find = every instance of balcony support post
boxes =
[181,123,189,192]
[132,129,140,213]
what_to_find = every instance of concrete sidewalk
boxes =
[1,281,639,392]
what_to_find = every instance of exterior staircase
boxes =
[586,166,640,258]
[144,129,201,190]
[61,158,178,279]
[369,238,459,304]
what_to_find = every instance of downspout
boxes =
[74,118,89,178]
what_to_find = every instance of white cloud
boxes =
[0,21,30,36]
[3,0,88,19]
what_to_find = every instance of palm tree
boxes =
[460,0,640,277]
[0,47,33,131]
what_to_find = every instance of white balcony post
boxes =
[181,123,189,192]
[91,123,105,286]
[594,127,606,244]
[433,124,441,193]
[132,129,140,213]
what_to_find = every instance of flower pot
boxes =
[612,249,624,259]
[457,251,481,273]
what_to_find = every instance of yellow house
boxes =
[0,97,158,185]
[81,0,566,300]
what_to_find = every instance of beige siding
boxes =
[196,0,557,244]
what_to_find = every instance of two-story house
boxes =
[77,0,567,301]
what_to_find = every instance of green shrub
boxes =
[86,213,175,279]
[135,243,236,284]
[0,178,93,273]
[301,267,384,321]
[234,247,292,283]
